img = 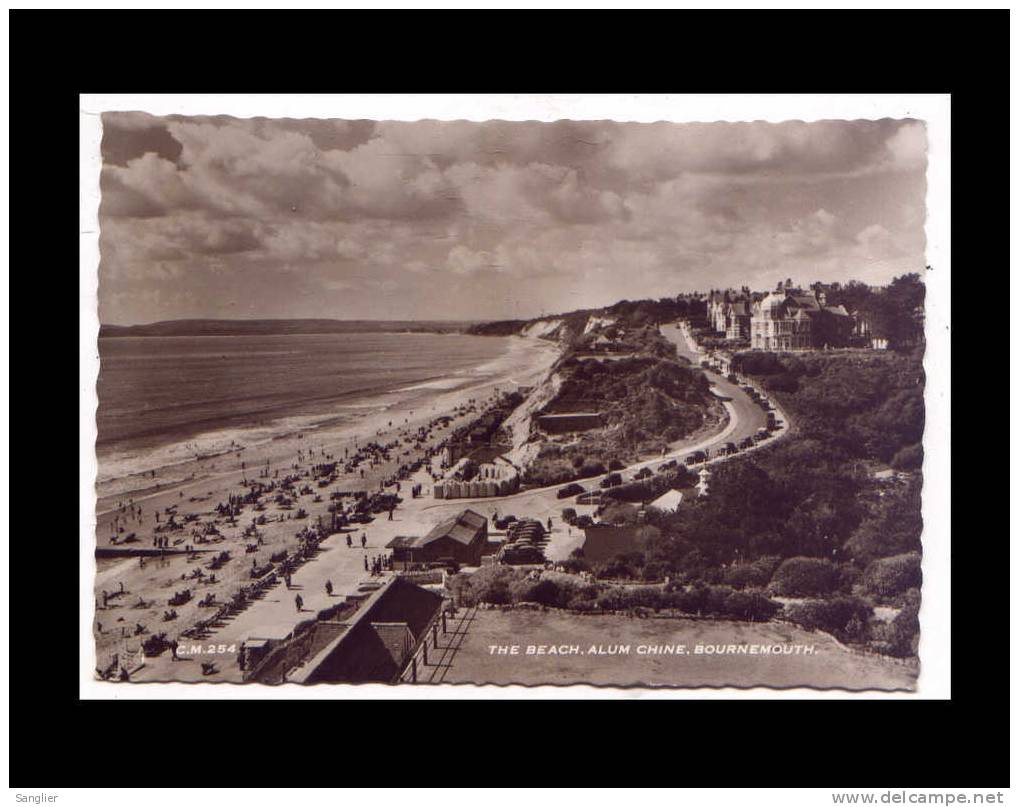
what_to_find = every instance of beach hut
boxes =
[448,481,462,499]
[434,483,446,500]
[484,481,497,497]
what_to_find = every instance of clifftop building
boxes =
[707,289,759,341]
[750,289,852,350]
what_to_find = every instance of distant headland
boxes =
[98,319,480,338]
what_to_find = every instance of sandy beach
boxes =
[91,335,561,675]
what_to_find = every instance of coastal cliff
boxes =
[492,308,721,488]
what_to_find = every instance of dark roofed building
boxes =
[286,576,446,685]
[387,509,488,566]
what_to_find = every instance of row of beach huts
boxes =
[433,476,521,499]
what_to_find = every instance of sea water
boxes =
[95,331,512,492]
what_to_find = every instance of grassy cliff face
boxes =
[521,331,719,486]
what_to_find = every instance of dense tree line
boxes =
[553,349,925,657]
[825,272,926,349]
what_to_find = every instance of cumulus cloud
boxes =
[97,114,928,324]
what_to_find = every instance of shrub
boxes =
[769,557,840,597]
[559,556,590,574]
[594,587,631,611]
[881,591,920,657]
[723,559,776,590]
[783,597,873,643]
[722,590,782,622]
[641,560,672,582]
[595,556,640,580]
[449,565,524,606]
[608,458,625,471]
[858,552,922,601]
[836,562,862,594]
[890,443,923,471]
[667,584,709,614]
[509,577,562,607]
[561,507,578,524]
[600,501,640,525]
[703,585,734,615]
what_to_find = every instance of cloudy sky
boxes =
[98,113,927,325]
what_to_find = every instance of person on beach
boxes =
[364,555,369,572]
[325,580,333,596]
[361,533,367,548]
[169,638,179,661]
[295,594,303,612]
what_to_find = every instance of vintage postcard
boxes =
[82,96,943,693]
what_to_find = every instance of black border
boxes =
[11,9,999,788]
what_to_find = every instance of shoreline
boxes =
[90,335,562,671]
[94,335,555,511]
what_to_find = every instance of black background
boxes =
[9,9,998,788]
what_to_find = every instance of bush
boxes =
[890,443,923,471]
[722,590,782,622]
[769,557,840,597]
[858,552,922,601]
[561,507,578,525]
[783,597,873,643]
[600,501,639,525]
[641,560,672,582]
[595,555,640,580]
[509,571,600,609]
[559,556,591,574]
[448,565,524,606]
[881,590,920,657]
[509,577,562,607]
[723,557,780,590]
[608,458,625,471]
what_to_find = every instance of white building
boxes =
[750,291,818,350]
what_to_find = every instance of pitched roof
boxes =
[436,509,486,545]
[789,294,821,311]
[390,509,487,550]
[648,489,684,512]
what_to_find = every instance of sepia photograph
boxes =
[84,97,937,692]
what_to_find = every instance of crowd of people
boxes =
[97,391,517,682]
